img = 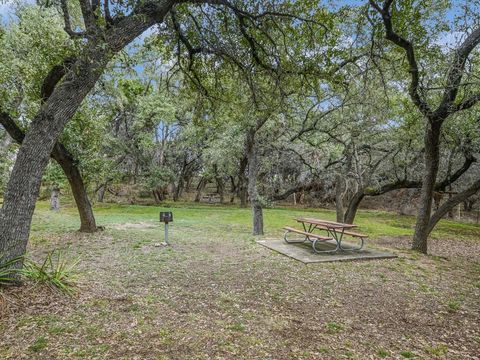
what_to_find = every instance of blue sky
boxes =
[0,3,12,23]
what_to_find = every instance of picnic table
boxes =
[283,217,367,253]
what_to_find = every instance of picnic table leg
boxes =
[303,223,339,253]
[332,228,365,251]
[338,235,365,251]
[312,237,339,253]
[284,229,308,244]
[301,222,316,242]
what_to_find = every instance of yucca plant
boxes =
[21,250,80,295]
[0,253,22,285]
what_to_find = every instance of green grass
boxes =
[325,322,344,334]
[447,299,462,312]
[377,348,390,358]
[400,350,414,358]
[30,200,480,243]
[425,344,449,356]
[28,336,47,353]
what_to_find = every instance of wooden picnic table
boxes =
[283,217,367,253]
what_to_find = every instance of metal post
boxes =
[164,222,169,245]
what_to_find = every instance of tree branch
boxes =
[369,0,431,117]
[436,153,476,191]
[453,92,480,112]
[271,181,324,201]
[0,112,25,144]
[427,179,480,234]
[60,0,87,38]
[435,26,480,118]
[40,57,76,103]
[79,0,98,34]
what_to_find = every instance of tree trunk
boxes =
[246,129,263,235]
[152,190,160,204]
[344,191,365,224]
[215,176,225,204]
[97,183,107,203]
[0,114,98,232]
[412,121,442,254]
[50,187,60,211]
[426,179,480,236]
[239,183,248,208]
[237,155,248,208]
[0,10,169,268]
[195,177,207,202]
[173,178,184,202]
[52,143,97,232]
[174,157,193,202]
[185,174,193,193]
[229,176,237,203]
[335,174,345,222]
[173,164,186,202]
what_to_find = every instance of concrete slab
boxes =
[257,239,397,263]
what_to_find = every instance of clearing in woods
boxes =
[1,201,479,359]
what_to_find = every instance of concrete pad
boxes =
[257,239,397,263]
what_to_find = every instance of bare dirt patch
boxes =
[113,221,157,230]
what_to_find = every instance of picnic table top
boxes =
[295,217,357,229]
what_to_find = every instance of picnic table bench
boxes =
[283,217,368,253]
[283,226,334,253]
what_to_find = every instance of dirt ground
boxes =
[1,211,479,359]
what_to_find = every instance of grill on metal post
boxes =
[159,212,173,245]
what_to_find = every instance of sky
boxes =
[0,3,12,23]
[0,0,34,23]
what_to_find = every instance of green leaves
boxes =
[0,253,23,285]
[0,5,76,112]
[21,250,80,295]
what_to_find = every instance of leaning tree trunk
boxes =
[344,191,365,224]
[152,190,161,204]
[246,130,263,235]
[96,182,107,203]
[195,177,207,202]
[335,174,345,222]
[426,179,480,236]
[0,11,167,268]
[412,121,442,254]
[173,179,184,202]
[52,143,97,232]
[0,114,98,232]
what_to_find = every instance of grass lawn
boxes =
[1,201,479,359]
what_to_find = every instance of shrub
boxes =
[21,250,79,295]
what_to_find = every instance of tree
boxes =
[370,0,480,253]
